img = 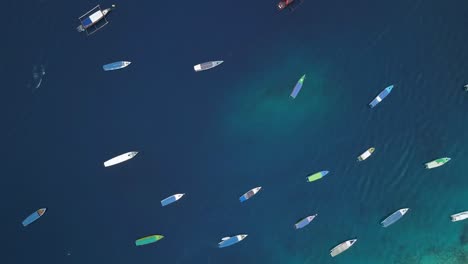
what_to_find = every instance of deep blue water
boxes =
[3,0,468,263]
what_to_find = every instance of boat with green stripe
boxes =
[306,170,329,182]
[425,157,450,169]
[135,235,164,246]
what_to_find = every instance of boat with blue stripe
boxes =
[369,85,394,108]
[103,61,131,71]
[77,4,116,36]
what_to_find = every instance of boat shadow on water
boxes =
[459,223,468,246]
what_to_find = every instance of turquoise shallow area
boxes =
[3,0,468,264]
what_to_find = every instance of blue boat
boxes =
[161,193,185,207]
[22,208,47,227]
[290,74,306,99]
[218,234,248,248]
[294,214,317,229]
[381,208,409,227]
[103,61,131,71]
[369,85,394,108]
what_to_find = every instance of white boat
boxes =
[330,239,357,257]
[103,151,138,167]
[161,193,185,207]
[451,211,468,222]
[425,157,450,169]
[193,61,223,72]
[357,147,375,162]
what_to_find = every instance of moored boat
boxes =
[357,147,375,162]
[451,211,468,222]
[330,239,357,257]
[103,61,131,71]
[135,235,164,246]
[161,193,185,207]
[240,187,262,202]
[306,171,329,182]
[381,208,409,227]
[103,151,138,167]
[425,157,450,169]
[290,74,306,99]
[369,85,393,108]
[193,61,223,72]
[294,214,317,229]
[22,208,47,227]
[218,234,248,248]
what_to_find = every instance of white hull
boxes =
[330,239,357,257]
[425,161,443,169]
[451,211,468,222]
[104,151,138,167]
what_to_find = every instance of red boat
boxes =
[277,0,303,11]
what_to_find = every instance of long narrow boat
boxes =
[218,234,248,248]
[425,157,450,169]
[239,187,262,202]
[306,171,329,182]
[357,147,375,161]
[161,193,185,207]
[103,151,138,167]
[451,211,468,222]
[330,239,357,257]
[135,235,164,246]
[193,61,223,72]
[103,61,131,71]
[22,208,47,227]
[294,214,317,229]
[290,74,306,99]
[381,208,409,227]
[369,85,393,108]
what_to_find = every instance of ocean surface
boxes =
[2,0,468,263]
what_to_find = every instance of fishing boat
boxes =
[193,61,223,72]
[330,239,357,257]
[424,157,450,169]
[294,214,317,229]
[369,85,394,108]
[381,208,409,227]
[103,61,131,71]
[22,208,47,227]
[239,187,262,202]
[77,4,116,35]
[451,211,468,222]
[218,234,248,248]
[290,74,305,99]
[161,193,185,207]
[103,151,138,167]
[357,147,375,162]
[306,171,329,182]
[135,235,164,246]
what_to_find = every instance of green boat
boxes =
[135,235,164,246]
[307,170,329,182]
